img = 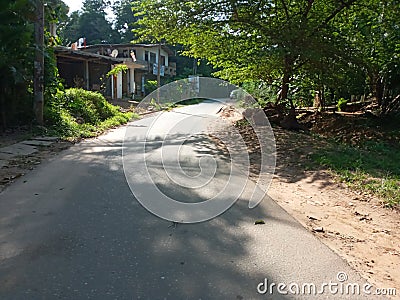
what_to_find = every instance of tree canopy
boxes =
[60,0,120,44]
[112,0,139,43]
[60,0,142,45]
[132,0,400,112]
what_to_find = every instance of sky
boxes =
[62,0,83,13]
[62,0,115,20]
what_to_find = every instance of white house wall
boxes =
[135,46,169,67]
[160,49,169,66]
[117,72,123,99]
[129,68,135,96]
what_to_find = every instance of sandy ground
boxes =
[218,106,400,299]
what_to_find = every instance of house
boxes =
[79,43,176,98]
[55,43,176,100]
[55,46,130,99]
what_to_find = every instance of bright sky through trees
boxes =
[62,0,115,21]
[62,0,83,13]
[62,0,115,19]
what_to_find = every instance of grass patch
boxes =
[44,88,138,140]
[311,140,400,207]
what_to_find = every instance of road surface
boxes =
[0,101,377,299]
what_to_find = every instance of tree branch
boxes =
[317,0,358,31]
[303,0,314,19]
[281,0,290,21]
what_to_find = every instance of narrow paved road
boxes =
[0,102,376,299]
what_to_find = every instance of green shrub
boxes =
[63,88,121,124]
[145,80,158,94]
[44,88,137,140]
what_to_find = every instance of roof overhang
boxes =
[80,43,175,56]
[54,46,125,64]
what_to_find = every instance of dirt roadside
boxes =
[218,107,400,299]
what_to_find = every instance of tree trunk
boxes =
[375,79,384,107]
[280,72,290,102]
[275,55,292,105]
[370,71,384,108]
[34,0,44,125]
[280,104,307,131]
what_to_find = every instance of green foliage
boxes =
[0,0,71,128]
[107,65,128,78]
[170,46,215,79]
[58,11,81,44]
[132,0,399,113]
[0,0,35,128]
[145,80,158,94]
[112,0,139,43]
[59,0,120,44]
[45,0,69,36]
[133,0,358,94]
[45,88,136,139]
[64,88,121,123]
[337,98,348,112]
[312,141,400,206]
[241,81,277,106]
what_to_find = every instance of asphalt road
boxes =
[0,101,378,299]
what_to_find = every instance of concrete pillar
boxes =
[117,72,123,99]
[129,68,135,97]
[111,75,115,99]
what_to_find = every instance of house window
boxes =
[161,55,166,66]
[150,52,156,64]
[144,51,149,61]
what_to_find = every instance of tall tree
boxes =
[113,0,139,43]
[60,0,119,45]
[0,0,35,128]
[0,0,69,128]
[344,0,400,112]
[133,0,358,107]
[59,10,81,44]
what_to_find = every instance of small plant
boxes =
[106,64,128,78]
[337,98,348,111]
[235,118,250,128]
[149,98,163,110]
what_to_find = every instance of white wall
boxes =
[135,46,170,67]
[129,68,135,96]
[117,72,123,99]
[160,49,169,66]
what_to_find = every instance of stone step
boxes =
[0,152,16,160]
[33,136,59,142]
[20,140,54,147]
[0,144,38,156]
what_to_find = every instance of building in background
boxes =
[81,43,176,98]
[55,43,176,100]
